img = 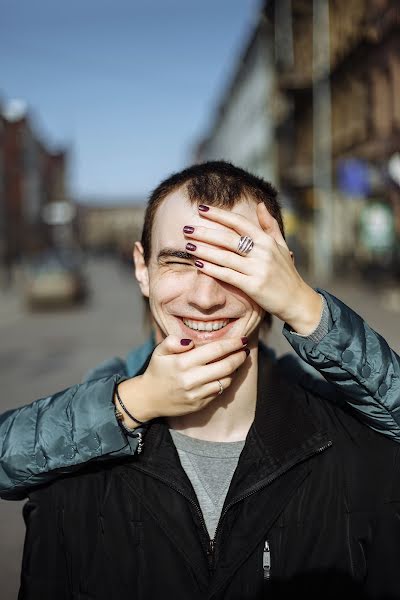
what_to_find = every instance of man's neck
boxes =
[167,346,258,442]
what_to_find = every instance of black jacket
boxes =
[19,351,400,600]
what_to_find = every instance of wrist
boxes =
[115,376,156,427]
[283,284,323,336]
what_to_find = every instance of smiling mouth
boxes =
[181,318,233,332]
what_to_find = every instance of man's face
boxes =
[135,189,264,346]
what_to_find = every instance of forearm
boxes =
[284,289,400,439]
[282,282,324,336]
[114,375,158,430]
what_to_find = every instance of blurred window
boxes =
[371,67,392,137]
[388,53,400,128]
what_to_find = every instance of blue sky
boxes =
[0,0,261,202]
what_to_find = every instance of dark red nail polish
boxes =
[198,204,209,212]
[244,347,250,356]
[186,243,197,252]
[241,337,248,345]
[195,260,204,268]
[180,339,192,346]
[183,226,194,234]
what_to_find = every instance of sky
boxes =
[0,0,261,202]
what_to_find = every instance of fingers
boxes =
[143,334,250,419]
[196,204,260,238]
[191,203,288,252]
[256,203,288,249]
[189,259,250,290]
[174,349,250,415]
[199,375,235,404]
[185,224,239,253]
[180,336,248,368]
[155,335,194,357]
[186,239,250,273]
[194,346,249,387]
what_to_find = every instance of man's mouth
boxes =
[182,318,230,332]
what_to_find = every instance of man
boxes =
[19,161,400,599]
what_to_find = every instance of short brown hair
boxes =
[141,160,284,264]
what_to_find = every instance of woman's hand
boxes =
[116,335,249,426]
[183,203,322,335]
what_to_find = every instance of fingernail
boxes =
[244,347,250,356]
[183,226,194,234]
[180,338,192,346]
[186,243,197,252]
[198,204,209,212]
[194,260,204,268]
[241,337,248,345]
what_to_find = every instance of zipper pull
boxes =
[208,538,215,556]
[263,540,271,580]
[207,538,215,570]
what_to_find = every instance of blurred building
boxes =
[195,5,277,184]
[193,1,314,271]
[77,202,146,264]
[196,0,400,281]
[0,100,70,287]
[271,0,400,278]
[0,106,7,283]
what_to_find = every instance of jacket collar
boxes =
[126,333,156,377]
[132,343,332,499]
[253,344,330,465]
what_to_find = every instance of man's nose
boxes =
[187,271,226,311]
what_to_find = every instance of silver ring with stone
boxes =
[217,380,224,395]
[237,235,254,256]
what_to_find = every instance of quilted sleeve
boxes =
[0,375,141,499]
[283,289,400,441]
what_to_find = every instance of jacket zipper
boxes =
[208,538,215,568]
[128,442,331,575]
[210,442,332,571]
[125,466,213,567]
[263,540,271,580]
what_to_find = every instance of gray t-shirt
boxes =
[170,429,245,538]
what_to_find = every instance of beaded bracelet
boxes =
[115,385,149,426]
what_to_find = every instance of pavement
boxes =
[0,288,24,330]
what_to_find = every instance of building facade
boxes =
[0,103,70,286]
[195,0,400,280]
[271,0,400,278]
[195,8,277,184]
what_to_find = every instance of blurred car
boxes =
[22,250,89,309]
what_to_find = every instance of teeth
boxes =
[183,319,229,332]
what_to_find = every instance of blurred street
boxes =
[1,257,400,598]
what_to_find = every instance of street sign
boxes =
[336,158,370,197]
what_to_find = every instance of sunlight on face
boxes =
[143,189,264,345]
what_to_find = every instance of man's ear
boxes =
[133,242,150,298]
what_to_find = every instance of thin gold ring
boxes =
[217,380,224,395]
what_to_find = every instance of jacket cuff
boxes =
[284,293,331,344]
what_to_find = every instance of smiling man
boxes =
[19,161,400,600]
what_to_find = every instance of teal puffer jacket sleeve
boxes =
[0,374,140,500]
[0,339,155,500]
[283,289,400,441]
